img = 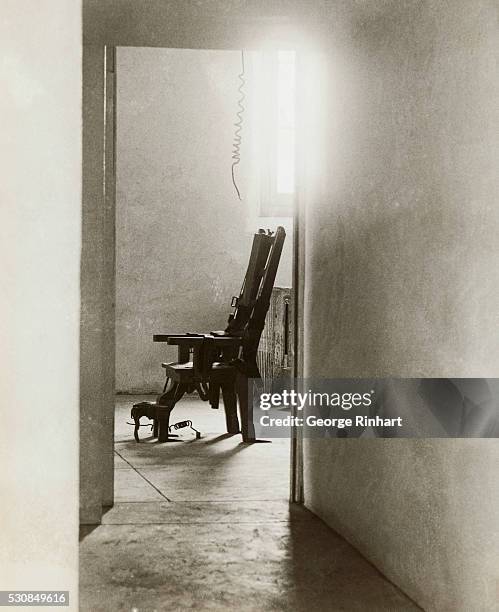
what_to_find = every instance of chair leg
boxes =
[156,382,187,442]
[209,382,220,409]
[221,382,240,434]
[156,404,174,442]
[235,372,255,442]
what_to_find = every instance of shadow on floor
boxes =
[79,396,420,611]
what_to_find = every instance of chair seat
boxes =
[162,360,236,383]
[162,361,195,370]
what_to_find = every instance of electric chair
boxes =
[132,226,286,443]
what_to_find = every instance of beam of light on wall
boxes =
[276,50,296,195]
[296,50,328,207]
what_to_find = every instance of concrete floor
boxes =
[79,396,420,611]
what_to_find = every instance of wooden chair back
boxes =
[241,226,286,371]
[224,231,274,335]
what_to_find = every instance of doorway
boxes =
[111,46,299,506]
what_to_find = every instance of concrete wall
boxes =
[116,47,292,393]
[0,0,80,598]
[303,2,499,610]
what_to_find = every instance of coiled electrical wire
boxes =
[231,50,245,201]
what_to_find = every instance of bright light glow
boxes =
[276,51,296,194]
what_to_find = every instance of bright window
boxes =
[255,50,296,217]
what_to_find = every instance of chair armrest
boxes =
[166,336,205,346]
[153,334,204,344]
[153,334,242,347]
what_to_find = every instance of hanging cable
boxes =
[231,50,245,201]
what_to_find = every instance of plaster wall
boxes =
[116,47,292,393]
[81,44,116,521]
[303,2,499,610]
[0,0,80,596]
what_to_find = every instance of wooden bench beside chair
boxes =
[132,226,286,443]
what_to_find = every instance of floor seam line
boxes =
[114,449,172,502]
[110,501,292,504]
[100,521,306,526]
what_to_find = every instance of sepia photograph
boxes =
[1,1,499,610]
